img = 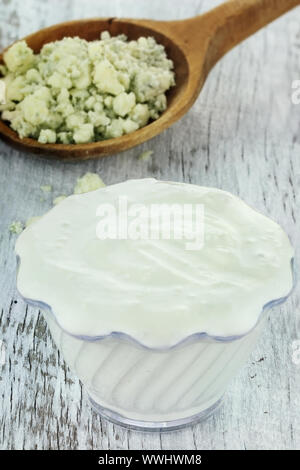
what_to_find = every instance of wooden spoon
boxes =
[0,0,299,161]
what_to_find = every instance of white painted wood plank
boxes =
[0,0,299,450]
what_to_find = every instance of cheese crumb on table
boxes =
[73,172,106,194]
[9,221,24,234]
[40,184,52,193]
[139,150,154,161]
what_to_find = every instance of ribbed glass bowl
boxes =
[17,258,295,432]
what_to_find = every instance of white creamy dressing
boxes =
[16,179,294,348]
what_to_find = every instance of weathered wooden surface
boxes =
[0,0,299,450]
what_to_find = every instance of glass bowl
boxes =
[18,259,295,432]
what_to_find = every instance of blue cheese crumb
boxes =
[1,33,175,143]
[38,129,56,144]
[9,221,24,234]
[73,172,106,194]
[139,150,154,161]
[40,184,52,193]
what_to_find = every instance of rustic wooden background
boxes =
[0,0,299,450]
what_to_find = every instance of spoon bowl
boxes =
[0,0,299,161]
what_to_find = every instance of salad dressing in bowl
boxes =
[16,179,294,430]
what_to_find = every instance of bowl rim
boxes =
[15,256,296,352]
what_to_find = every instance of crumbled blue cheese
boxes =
[38,129,56,144]
[3,41,35,74]
[73,123,94,144]
[9,221,24,234]
[139,150,154,161]
[40,184,52,193]
[113,92,136,117]
[73,172,106,194]
[0,33,175,143]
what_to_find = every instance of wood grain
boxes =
[0,0,299,450]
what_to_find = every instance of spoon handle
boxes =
[164,0,300,75]
[189,0,300,69]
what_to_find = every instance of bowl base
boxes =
[88,395,224,432]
